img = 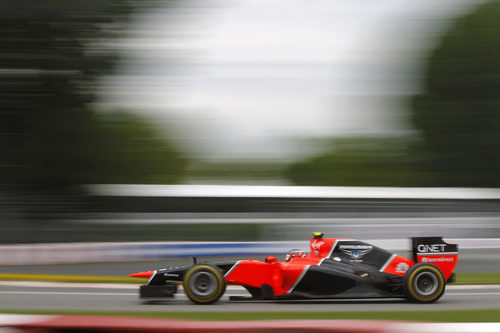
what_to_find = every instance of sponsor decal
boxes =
[311,240,324,251]
[339,244,372,249]
[311,240,324,255]
[396,262,410,274]
[421,256,454,263]
[164,273,179,277]
[339,244,373,262]
[417,244,446,253]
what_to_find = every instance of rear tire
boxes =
[183,264,226,304]
[403,263,445,303]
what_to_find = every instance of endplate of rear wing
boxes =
[411,237,458,262]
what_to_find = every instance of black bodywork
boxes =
[141,240,406,300]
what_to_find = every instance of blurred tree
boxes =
[0,1,185,218]
[286,137,431,186]
[411,0,500,187]
[288,1,500,187]
[90,112,186,185]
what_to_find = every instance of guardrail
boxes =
[88,184,500,200]
[0,239,499,266]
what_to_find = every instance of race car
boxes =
[130,233,458,304]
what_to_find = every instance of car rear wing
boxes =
[411,237,458,280]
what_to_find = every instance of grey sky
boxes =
[99,0,481,161]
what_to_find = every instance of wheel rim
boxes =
[414,271,439,296]
[189,271,217,297]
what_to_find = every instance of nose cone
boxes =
[129,270,155,279]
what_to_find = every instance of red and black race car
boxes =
[130,233,458,304]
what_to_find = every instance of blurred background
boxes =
[1,0,500,249]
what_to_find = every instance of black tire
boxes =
[403,263,445,303]
[183,264,226,304]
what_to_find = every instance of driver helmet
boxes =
[285,249,306,261]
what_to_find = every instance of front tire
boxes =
[403,263,445,303]
[183,264,226,304]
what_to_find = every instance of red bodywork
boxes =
[224,237,458,296]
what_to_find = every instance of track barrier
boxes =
[0,239,499,266]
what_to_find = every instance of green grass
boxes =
[0,273,141,284]
[1,309,500,322]
[452,272,500,285]
[1,272,499,285]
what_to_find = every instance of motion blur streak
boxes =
[1,3,500,330]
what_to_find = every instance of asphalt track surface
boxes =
[0,282,499,312]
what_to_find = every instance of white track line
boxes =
[0,314,57,326]
[447,285,500,290]
[388,322,500,333]
[1,280,497,290]
[0,289,498,298]
[446,292,500,296]
[0,280,247,291]
[0,281,137,289]
[0,291,249,299]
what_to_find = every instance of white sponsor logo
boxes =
[417,244,446,253]
[341,249,371,260]
[339,244,373,250]
[396,262,410,274]
[311,240,324,251]
[420,257,454,263]
[339,244,373,262]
